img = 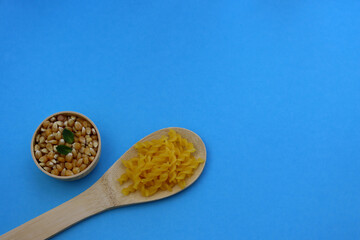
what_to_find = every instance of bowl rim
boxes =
[31,111,101,180]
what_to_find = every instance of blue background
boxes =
[1,1,360,239]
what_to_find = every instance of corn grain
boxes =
[68,119,74,127]
[83,156,89,165]
[72,167,80,174]
[41,148,48,154]
[89,148,96,156]
[56,121,64,127]
[75,121,82,130]
[65,162,73,170]
[46,161,54,167]
[48,140,58,144]
[43,120,50,128]
[83,121,89,128]
[79,136,85,144]
[35,150,42,159]
[86,136,92,144]
[72,149,77,158]
[52,122,58,132]
[56,164,63,171]
[47,151,54,159]
[74,142,81,150]
[84,147,90,156]
[51,169,59,176]
[54,131,61,140]
[65,153,73,162]
[57,115,65,121]
[80,164,87,171]
[47,134,54,141]
[34,144,40,151]
[76,158,83,167]
[46,143,53,152]
[43,129,50,137]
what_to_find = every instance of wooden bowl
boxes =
[31,111,101,181]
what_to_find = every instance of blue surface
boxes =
[1,1,360,239]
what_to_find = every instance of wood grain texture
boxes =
[1,127,206,240]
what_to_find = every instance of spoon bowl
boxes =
[1,127,206,240]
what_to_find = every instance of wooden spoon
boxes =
[0,127,206,240]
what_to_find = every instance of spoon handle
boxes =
[0,185,110,240]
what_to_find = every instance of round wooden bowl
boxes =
[31,111,101,181]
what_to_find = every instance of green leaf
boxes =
[63,129,74,144]
[56,145,72,155]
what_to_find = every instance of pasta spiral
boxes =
[118,129,204,197]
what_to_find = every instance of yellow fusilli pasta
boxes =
[118,129,204,197]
